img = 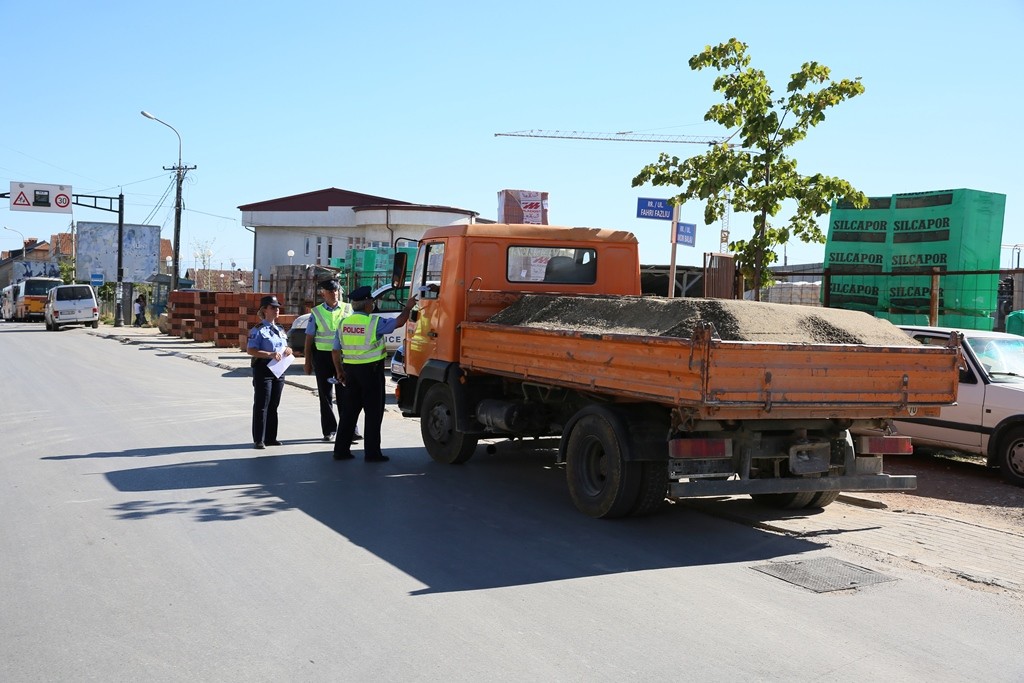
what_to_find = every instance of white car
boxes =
[894,325,1024,486]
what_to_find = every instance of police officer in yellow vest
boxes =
[331,285,415,462]
[304,280,354,442]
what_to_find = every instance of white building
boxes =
[239,188,480,291]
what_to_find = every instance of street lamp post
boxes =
[287,249,295,265]
[141,110,194,293]
[4,226,27,252]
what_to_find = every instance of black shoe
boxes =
[323,432,336,442]
[352,433,363,441]
[333,451,354,461]
[364,454,390,462]
[253,442,265,450]
[266,440,282,446]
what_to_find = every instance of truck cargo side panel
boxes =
[460,323,958,419]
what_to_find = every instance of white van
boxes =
[44,284,99,330]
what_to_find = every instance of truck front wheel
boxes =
[421,383,478,464]
[996,426,1024,487]
[565,410,641,518]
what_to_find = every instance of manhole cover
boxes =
[752,557,895,593]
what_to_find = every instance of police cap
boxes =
[259,295,281,308]
[349,285,374,302]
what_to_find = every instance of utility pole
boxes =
[141,111,195,292]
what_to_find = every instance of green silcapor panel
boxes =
[825,188,1006,318]
[823,196,891,310]
[1005,311,1024,336]
[890,189,1005,317]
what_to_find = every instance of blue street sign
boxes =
[90,272,105,287]
[675,222,696,247]
[636,197,674,221]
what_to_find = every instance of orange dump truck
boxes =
[395,224,961,518]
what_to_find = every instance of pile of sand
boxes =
[488,295,917,346]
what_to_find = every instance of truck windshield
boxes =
[966,337,1024,381]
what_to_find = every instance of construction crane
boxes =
[496,128,734,252]
[495,129,726,145]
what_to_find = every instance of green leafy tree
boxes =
[57,257,76,284]
[632,38,868,295]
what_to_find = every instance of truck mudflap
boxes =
[667,473,916,498]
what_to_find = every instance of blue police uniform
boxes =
[331,286,407,462]
[248,314,289,447]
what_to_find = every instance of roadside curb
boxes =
[90,327,319,394]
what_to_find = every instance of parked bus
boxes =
[5,277,63,321]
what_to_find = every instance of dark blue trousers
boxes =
[252,361,284,444]
[334,361,385,459]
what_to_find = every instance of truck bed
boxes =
[459,317,960,421]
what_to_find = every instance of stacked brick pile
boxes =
[168,291,200,338]
[167,291,295,349]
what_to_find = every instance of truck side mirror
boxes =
[392,252,407,289]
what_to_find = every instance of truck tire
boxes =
[804,491,840,508]
[996,426,1024,487]
[629,462,668,516]
[421,383,478,464]
[750,492,817,509]
[565,409,641,518]
[91,320,99,329]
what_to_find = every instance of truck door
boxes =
[405,239,449,374]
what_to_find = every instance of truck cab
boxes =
[402,223,641,379]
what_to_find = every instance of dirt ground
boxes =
[851,449,1024,533]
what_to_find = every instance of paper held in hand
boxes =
[268,354,294,378]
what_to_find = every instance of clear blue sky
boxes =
[3,0,1022,272]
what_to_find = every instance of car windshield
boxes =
[965,336,1024,381]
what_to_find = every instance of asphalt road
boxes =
[2,322,1023,682]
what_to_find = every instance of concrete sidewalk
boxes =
[89,323,322,393]
[683,496,1024,595]
[90,324,1024,597]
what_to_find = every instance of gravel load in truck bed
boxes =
[487,295,919,346]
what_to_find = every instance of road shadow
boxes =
[103,444,824,595]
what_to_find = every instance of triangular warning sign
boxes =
[12,191,31,207]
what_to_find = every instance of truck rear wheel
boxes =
[421,383,478,464]
[750,492,817,509]
[804,491,840,508]
[629,462,668,516]
[565,409,640,518]
[996,426,1024,487]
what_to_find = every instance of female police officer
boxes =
[247,295,293,449]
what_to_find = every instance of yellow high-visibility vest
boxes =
[311,302,351,351]
[339,312,386,364]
